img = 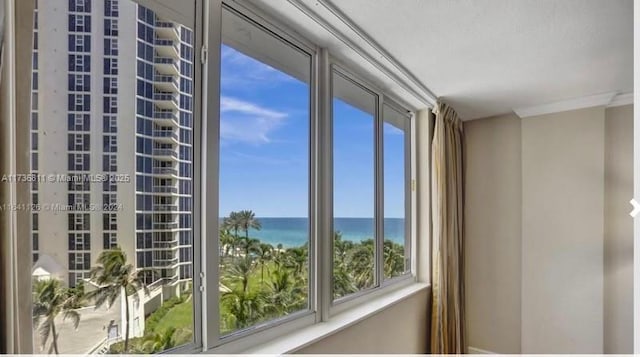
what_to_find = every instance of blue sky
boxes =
[219,45,405,218]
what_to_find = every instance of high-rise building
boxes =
[30,0,193,292]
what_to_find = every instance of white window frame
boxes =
[75,74,85,89]
[74,114,85,129]
[75,15,85,29]
[74,55,84,69]
[74,94,84,109]
[75,35,84,50]
[203,1,419,353]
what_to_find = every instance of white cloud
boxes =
[221,45,294,89]
[220,96,287,145]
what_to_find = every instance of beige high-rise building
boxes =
[30,0,194,292]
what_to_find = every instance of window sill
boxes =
[240,282,430,354]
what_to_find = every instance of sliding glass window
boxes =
[218,5,312,337]
[331,68,378,300]
[382,103,411,280]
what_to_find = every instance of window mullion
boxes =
[203,0,222,350]
[318,49,332,322]
[375,94,384,287]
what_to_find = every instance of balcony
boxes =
[154,21,180,41]
[152,185,178,194]
[152,167,178,177]
[153,148,178,160]
[155,38,179,58]
[154,203,178,212]
[153,74,179,93]
[153,256,179,267]
[153,110,178,126]
[154,56,179,75]
[154,240,179,249]
[153,91,179,110]
[153,129,179,144]
[153,222,179,230]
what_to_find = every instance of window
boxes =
[103,213,117,230]
[20,1,417,355]
[331,68,377,299]
[68,153,90,171]
[103,135,117,152]
[70,54,90,72]
[103,232,118,249]
[69,233,91,251]
[382,104,411,279]
[68,133,90,151]
[217,5,312,338]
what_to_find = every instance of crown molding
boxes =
[607,92,634,107]
[513,92,618,118]
[283,0,437,108]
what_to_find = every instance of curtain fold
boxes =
[430,101,465,354]
[1,0,35,353]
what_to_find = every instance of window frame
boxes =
[204,1,321,352]
[326,61,416,317]
[204,0,417,353]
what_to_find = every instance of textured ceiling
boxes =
[299,0,634,119]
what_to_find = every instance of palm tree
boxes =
[141,326,177,353]
[284,246,307,278]
[236,210,261,255]
[87,247,149,353]
[226,257,254,293]
[222,212,242,257]
[255,243,273,283]
[221,286,266,330]
[268,267,305,315]
[219,229,235,258]
[32,279,81,354]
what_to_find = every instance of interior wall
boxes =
[464,113,522,354]
[603,104,634,353]
[521,107,605,353]
[296,288,430,354]
[464,104,633,354]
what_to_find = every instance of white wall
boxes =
[464,113,522,353]
[521,107,605,353]
[296,288,430,354]
[464,105,633,354]
[604,104,634,353]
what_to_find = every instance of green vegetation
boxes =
[87,247,149,353]
[32,279,83,354]
[31,210,406,354]
[218,210,406,333]
[108,293,193,354]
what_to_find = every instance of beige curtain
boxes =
[430,101,465,354]
[1,0,35,353]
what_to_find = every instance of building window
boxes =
[68,153,90,171]
[103,232,117,249]
[103,135,117,152]
[103,213,117,230]
[68,253,91,271]
[68,233,91,251]
[68,133,90,151]
[103,154,117,171]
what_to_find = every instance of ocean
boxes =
[238,217,405,248]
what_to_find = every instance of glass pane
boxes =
[383,104,409,279]
[332,70,377,300]
[30,0,195,353]
[219,7,311,335]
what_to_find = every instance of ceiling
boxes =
[250,0,634,120]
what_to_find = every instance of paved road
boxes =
[33,297,121,354]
